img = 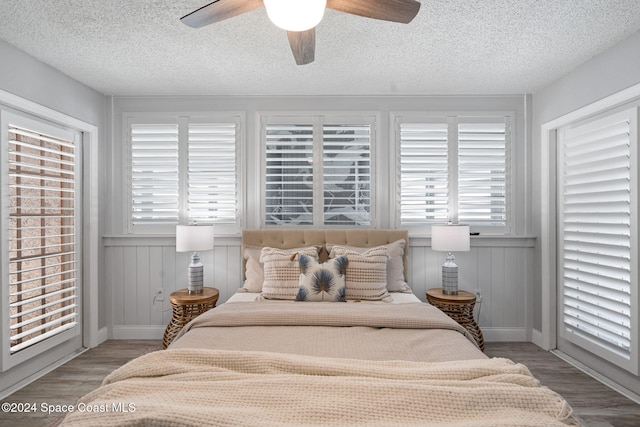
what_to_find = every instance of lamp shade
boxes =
[264,0,327,31]
[176,225,214,253]
[431,225,470,252]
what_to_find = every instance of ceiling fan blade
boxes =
[181,0,264,28]
[326,0,420,24]
[287,29,316,65]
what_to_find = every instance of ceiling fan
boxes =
[181,0,421,65]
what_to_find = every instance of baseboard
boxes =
[96,327,109,346]
[530,328,543,347]
[482,327,527,342]
[111,325,165,340]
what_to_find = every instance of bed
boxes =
[61,229,577,426]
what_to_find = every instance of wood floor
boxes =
[484,343,640,427]
[1,340,638,426]
[0,340,163,427]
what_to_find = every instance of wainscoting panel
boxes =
[105,236,534,341]
[408,238,532,341]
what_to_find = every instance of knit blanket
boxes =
[60,349,576,426]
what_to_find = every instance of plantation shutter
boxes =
[130,123,179,227]
[399,121,449,224]
[187,123,238,224]
[458,118,508,227]
[8,125,78,353]
[265,123,314,226]
[322,124,371,226]
[558,108,637,373]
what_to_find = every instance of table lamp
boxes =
[176,225,214,294]
[431,224,470,295]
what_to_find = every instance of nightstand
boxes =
[426,288,484,351]
[162,287,219,349]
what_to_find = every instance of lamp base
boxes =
[441,255,458,295]
[187,252,204,294]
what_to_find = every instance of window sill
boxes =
[409,235,536,248]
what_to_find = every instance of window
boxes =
[1,114,81,364]
[264,122,314,225]
[396,114,511,232]
[398,120,449,224]
[458,120,509,227]
[130,122,180,227]
[557,107,638,374]
[127,115,241,234]
[263,116,373,227]
[187,123,238,224]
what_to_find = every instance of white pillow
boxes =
[296,255,347,302]
[260,246,320,300]
[328,246,392,302]
[327,239,410,292]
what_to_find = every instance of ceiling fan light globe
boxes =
[264,0,327,32]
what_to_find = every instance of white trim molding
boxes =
[0,90,100,351]
[540,82,640,350]
[0,88,101,397]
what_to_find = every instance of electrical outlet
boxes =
[475,289,482,303]
[155,288,164,302]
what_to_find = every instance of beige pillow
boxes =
[328,246,392,302]
[241,245,265,293]
[327,239,410,292]
[242,245,321,293]
[260,246,320,299]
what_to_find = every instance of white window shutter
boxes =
[399,121,449,225]
[264,123,314,226]
[187,123,238,225]
[559,108,638,374]
[263,117,374,227]
[322,123,371,226]
[130,123,180,227]
[458,118,508,227]
[8,125,78,353]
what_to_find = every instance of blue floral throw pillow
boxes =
[296,254,347,302]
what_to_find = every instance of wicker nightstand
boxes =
[162,287,219,349]
[426,288,484,351]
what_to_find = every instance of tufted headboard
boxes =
[242,229,409,281]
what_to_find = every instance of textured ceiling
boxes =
[0,0,639,96]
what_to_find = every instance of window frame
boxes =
[392,111,514,235]
[259,113,377,228]
[124,113,244,236]
[1,109,83,371]
[557,106,639,374]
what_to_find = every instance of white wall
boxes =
[0,41,108,329]
[531,30,640,332]
[105,94,533,342]
[531,30,640,395]
[0,41,105,128]
[0,40,107,397]
[105,236,534,341]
